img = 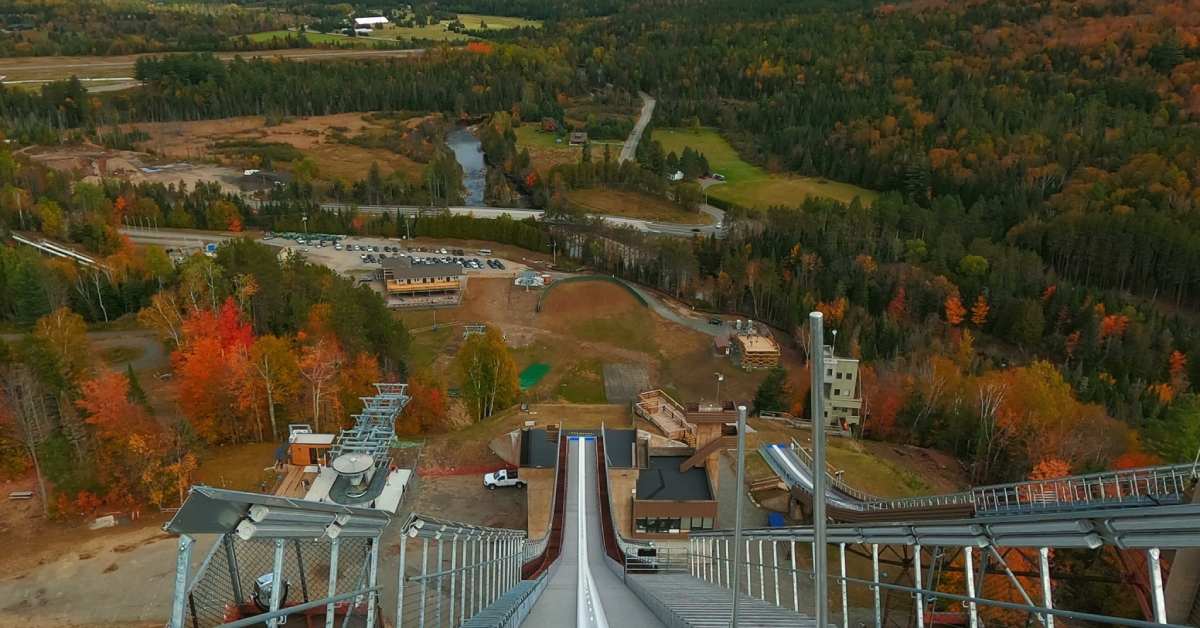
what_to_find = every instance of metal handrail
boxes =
[776,442,1198,517]
[972,462,1200,515]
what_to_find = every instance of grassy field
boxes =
[746,421,939,498]
[194,442,279,493]
[653,127,878,209]
[376,13,541,42]
[514,125,624,175]
[244,30,371,46]
[566,188,714,225]
[557,359,607,403]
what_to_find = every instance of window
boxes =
[826,368,833,376]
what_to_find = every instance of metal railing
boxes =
[770,442,1199,518]
[778,442,975,512]
[684,504,1200,628]
[396,514,529,628]
[972,463,1200,515]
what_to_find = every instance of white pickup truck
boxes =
[483,468,525,490]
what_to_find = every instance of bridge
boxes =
[161,319,1200,627]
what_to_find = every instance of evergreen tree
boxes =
[126,363,149,410]
[753,366,790,415]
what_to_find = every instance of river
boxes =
[447,127,486,205]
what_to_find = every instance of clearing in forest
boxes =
[565,188,714,224]
[654,127,879,208]
[125,112,434,182]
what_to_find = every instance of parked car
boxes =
[708,317,723,326]
[483,468,525,490]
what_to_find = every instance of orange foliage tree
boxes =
[76,370,193,509]
[174,298,255,443]
[944,292,966,326]
[970,294,989,326]
[400,371,450,435]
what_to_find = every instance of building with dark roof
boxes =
[376,257,465,308]
[604,425,726,540]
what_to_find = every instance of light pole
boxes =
[809,311,829,628]
[730,404,748,627]
[714,372,724,405]
[302,214,308,235]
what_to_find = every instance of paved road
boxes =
[523,438,662,627]
[619,92,656,164]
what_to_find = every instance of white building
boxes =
[354,16,390,28]
[821,345,862,430]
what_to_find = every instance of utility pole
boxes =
[730,404,748,627]
[809,311,829,627]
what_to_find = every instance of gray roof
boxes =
[381,257,463,280]
[636,456,713,501]
[605,429,636,468]
[520,428,558,468]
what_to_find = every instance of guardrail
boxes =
[688,504,1200,627]
[769,441,1200,521]
[972,463,1200,516]
[396,514,528,628]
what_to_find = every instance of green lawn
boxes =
[653,127,879,209]
[377,13,541,42]
[558,359,607,403]
[244,30,371,46]
[570,310,657,355]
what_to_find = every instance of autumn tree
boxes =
[399,370,449,435]
[970,294,989,327]
[240,335,301,441]
[33,307,92,387]
[173,299,254,442]
[944,292,966,326]
[299,338,343,432]
[455,327,518,421]
[334,352,380,430]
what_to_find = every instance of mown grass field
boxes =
[566,188,714,225]
[377,13,541,42]
[653,127,879,208]
[244,30,368,45]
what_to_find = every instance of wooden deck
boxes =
[273,465,311,498]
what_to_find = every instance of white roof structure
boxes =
[354,16,390,26]
[290,433,335,445]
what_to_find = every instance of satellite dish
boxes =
[252,572,289,611]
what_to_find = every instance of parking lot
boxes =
[263,232,530,278]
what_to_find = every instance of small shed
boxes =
[288,433,334,466]
[541,117,559,132]
[569,131,588,146]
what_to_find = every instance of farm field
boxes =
[566,188,714,225]
[0,48,422,85]
[242,30,375,46]
[374,13,542,42]
[124,112,430,182]
[653,127,879,208]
